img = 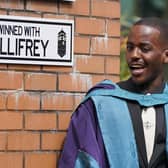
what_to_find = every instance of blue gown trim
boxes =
[83,80,168,107]
[92,96,139,168]
[74,150,100,168]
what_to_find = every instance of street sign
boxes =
[0,15,74,66]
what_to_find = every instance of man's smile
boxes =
[129,62,146,76]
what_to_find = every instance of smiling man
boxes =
[59,18,168,168]
[126,19,168,93]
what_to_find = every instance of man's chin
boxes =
[131,77,145,86]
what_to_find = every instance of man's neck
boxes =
[118,78,165,94]
[133,79,165,94]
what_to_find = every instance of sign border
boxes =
[0,15,74,66]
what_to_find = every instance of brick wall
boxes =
[0,0,120,167]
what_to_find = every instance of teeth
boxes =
[130,64,144,69]
[131,66,143,68]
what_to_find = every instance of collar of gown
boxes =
[84,79,168,107]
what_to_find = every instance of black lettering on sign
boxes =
[0,24,23,36]
[24,26,40,37]
[0,37,49,57]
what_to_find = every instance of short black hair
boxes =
[134,17,168,47]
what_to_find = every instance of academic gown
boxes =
[58,79,168,168]
[118,79,168,168]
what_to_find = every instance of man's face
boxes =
[126,25,165,86]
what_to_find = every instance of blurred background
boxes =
[120,0,168,80]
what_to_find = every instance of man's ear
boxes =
[163,49,168,63]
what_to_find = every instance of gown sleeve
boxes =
[58,99,109,168]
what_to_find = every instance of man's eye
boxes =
[126,44,134,51]
[141,47,151,53]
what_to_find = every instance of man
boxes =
[59,17,168,168]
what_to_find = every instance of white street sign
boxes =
[0,15,74,66]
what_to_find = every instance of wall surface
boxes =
[0,0,120,167]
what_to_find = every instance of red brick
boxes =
[0,0,24,10]
[42,132,66,150]
[0,0,121,163]
[105,56,120,74]
[0,111,22,130]
[42,65,73,73]
[9,11,41,18]
[0,9,7,15]
[25,153,56,168]
[74,94,85,109]
[92,0,120,18]
[107,20,120,37]
[58,74,93,92]
[43,14,74,20]
[86,74,120,87]
[42,93,74,111]
[0,153,23,168]
[0,132,7,150]
[76,17,105,35]
[106,75,120,83]
[74,36,90,54]
[27,0,58,13]
[75,55,105,73]
[91,75,107,85]
[60,0,89,16]
[7,92,40,110]
[25,73,57,91]
[92,74,120,83]
[7,132,40,150]
[58,112,72,130]
[8,65,41,71]
[0,94,6,110]
[0,64,7,69]
[91,37,120,55]
[25,113,57,130]
[0,71,23,90]
[89,74,119,89]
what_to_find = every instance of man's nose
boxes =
[131,47,141,58]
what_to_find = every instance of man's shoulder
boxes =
[82,79,117,103]
[87,79,116,94]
